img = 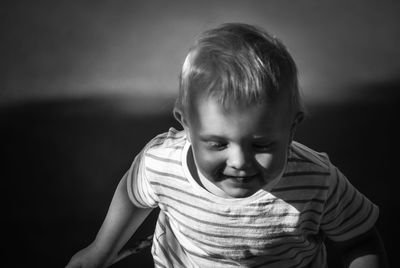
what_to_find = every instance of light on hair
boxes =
[175,23,304,117]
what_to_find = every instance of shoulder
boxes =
[141,127,187,174]
[285,141,338,192]
[131,127,187,172]
[145,127,187,152]
[289,141,331,170]
[127,128,188,205]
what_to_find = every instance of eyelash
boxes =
[253,143,274,150]
[207,142,227,150]
[206,142,274,151]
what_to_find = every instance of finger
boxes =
[112,249,137,265]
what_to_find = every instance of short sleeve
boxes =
[126,146,159,208]
[321,164,379,242]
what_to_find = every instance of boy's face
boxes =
[183,95,294,198]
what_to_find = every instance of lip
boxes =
[222,174,258,182]
[223,173,258,178]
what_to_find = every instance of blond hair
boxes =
[175,23,303,115]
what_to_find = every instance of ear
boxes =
[173,107,188,128]
[173,107,191,141]
[290,112,304,141]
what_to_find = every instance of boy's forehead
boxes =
[190,90,291,114]
[189,94,292,122]
[186,94,293,139]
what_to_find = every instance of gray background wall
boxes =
[3,0,400,105]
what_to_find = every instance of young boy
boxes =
[66,23,387,268]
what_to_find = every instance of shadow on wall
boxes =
[1,81,399,267]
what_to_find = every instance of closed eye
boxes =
[253,142,275,151]
[206,141,227,150]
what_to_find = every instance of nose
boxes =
[226,145,251,170]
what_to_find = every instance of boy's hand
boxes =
[66,233,153,268]
[112,234,154,264]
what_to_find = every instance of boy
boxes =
[66,23,387,267]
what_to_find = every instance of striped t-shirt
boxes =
[127,128,379,268]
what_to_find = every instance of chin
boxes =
[224,188,256,198]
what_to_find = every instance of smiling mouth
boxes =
[222,174,258,182]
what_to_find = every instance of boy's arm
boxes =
[330,226,388,268]
[66,173,153,268]
[93,172,154,262]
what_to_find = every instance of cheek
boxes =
[255,150,287,174]
[194,147,225,176]
[255,154,274,170]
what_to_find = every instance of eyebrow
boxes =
[199,134,274,142]
[199,134,226,141]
